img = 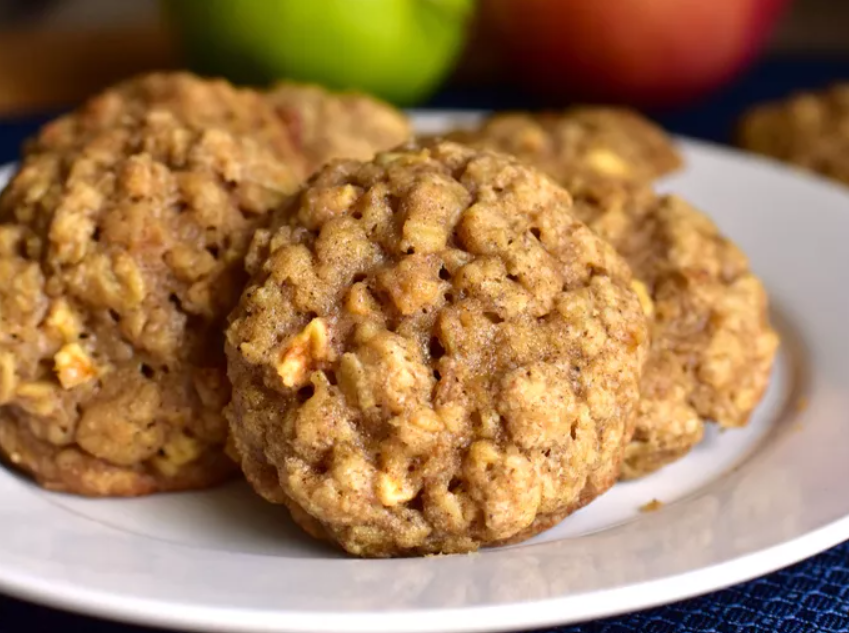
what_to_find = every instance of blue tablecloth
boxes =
[2,56,849,633]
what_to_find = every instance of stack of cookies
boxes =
[0,72,779,557]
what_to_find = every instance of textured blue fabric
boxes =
[1,56,849,632]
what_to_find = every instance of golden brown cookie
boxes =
[29,71,308,178]
[569,179,779,478]
[0,111,300,496]
[444,107,682,185]
[225,141,649,557]
[738,84,849,185]
[266,82,413,175]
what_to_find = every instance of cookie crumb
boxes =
[640,499,664,512]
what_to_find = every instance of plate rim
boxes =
[1,517,849,633]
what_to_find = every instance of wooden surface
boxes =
[0,25,178,116]
[773,0,849,53]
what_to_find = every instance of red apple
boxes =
[483,0,790,107]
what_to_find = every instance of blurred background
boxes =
[0,0,847,158]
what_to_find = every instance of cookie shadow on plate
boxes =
[30,476,343,560]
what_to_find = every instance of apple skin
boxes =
[162,0,474,106]
[484,0,790,107]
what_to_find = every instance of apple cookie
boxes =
[568,178,779,478]
[266,82,413,175]
[225,141,649,557]
[444,107,682,185]
[739,84,849,185]
[0,111,299,496]
[29,71,308,178]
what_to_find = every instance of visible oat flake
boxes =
[640,499,664,512]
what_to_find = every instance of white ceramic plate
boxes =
[1,112,848,633]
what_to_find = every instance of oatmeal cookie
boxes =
[225,141,649,557]
[28,71,307,178]
[569,179,779,478]
[0,111,299,496]
[266,82,412,174]
[738,84,849,185]
[444,107,682,185]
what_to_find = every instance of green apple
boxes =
[162,0,475,106]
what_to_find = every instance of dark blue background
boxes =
[2,57,849,633]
